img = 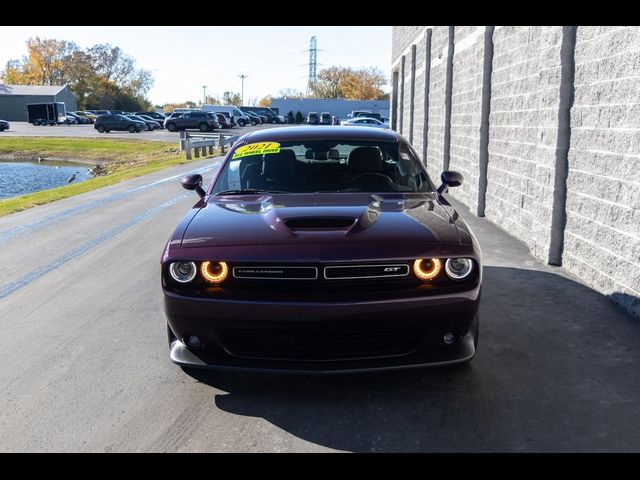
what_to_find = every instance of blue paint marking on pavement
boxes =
[0,193,190,301]
[0,161,221,245]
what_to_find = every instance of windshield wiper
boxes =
[214,189,288,196]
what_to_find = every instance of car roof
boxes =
[241,126,399,144]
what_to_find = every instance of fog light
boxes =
[442,331,460,345]
[186,335,203,349]
[200,261,228,284]
[413,258,442,281]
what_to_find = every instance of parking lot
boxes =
[0,122,286,142]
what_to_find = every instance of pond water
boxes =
[0,159,93,199]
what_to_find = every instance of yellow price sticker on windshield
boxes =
[232,142,281,159]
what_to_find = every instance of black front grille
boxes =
[284,217,355,229]
[218,329,423,361]
[233,266,318,280]
[324,264,410,279]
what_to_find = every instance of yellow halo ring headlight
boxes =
[200,261,229,284]
[413,258,442,281]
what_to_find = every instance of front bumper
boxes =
[164,287,480,373]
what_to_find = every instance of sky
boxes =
[0,26,392,106]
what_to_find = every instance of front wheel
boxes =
[271,118,277,124]
[96,125,105,133]
[128,125,136,133]
[199,123,210,132]
[167,123,177,132]
[237,119,246,127]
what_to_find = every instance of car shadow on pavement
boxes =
[184,266,640,452]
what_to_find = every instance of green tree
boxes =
[295,111,304,124]
[287,110,294,123]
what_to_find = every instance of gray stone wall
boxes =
[391,25,640,318]
[425,27,451,180]
[564,26,640,316]
[449,26,485,212]
[486,26,563,262]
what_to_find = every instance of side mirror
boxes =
[181,174,205,198]
[437,170,464,194]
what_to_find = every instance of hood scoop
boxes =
[284,216,356,230]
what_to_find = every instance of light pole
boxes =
[238,75,248,106]
[202,85,207,105]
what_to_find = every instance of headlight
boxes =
[200,261,228,284]
[413,258,442,281]
[445,258,473,280]
[169,261,197,283]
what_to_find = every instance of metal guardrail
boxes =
[179,131,239,160]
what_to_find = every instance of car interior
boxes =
[216,141,433,194]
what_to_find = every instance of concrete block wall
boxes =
[391,25,640,318]
[448,26,486,212]
[486,26,564,262]
[426,27,451,181]
[564,26,640,316]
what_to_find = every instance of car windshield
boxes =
[211,140,434,194]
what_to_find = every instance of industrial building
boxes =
[0,84,77,121]
[270,98,389,121]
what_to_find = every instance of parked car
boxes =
[205,112,222,129]
[138,115,163,130]
[94,114,146,133]
[340,117,390,129]
[126,114,159,131]
[351,111,382,121]
[0,119,9,132]
[243,111,262,125]
[163,126,481,373]
[89,110,112,116]
[215,113,232,129]
[64,114,78,125]
[240,106,283,124]
[320,112,332,125]
[136,111,167,128]
[73,111,97,123]
[307,112,319,125]
[214,112,233,128]
[66,112,91,124]
[164,110,217,132]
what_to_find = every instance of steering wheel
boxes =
[350,172,396,191]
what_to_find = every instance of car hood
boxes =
[180,193,463,248]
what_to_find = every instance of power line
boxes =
[306,36,317,97]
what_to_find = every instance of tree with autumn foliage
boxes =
[310,66,388,100]
[1,37,154,111]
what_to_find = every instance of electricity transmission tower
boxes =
[306,36,317,97]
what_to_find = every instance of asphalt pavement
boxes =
[0,122,285,142]
[0,158,639,452]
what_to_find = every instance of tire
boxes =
[167,123,177,132]
[237,119,246,127]
[96,125,105,133]
[199,123,210,132]
[128,125,136,133]
[271,118,277,124]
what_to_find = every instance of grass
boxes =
[0,137,219,217]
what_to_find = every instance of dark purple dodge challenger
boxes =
[162,126,481,373]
